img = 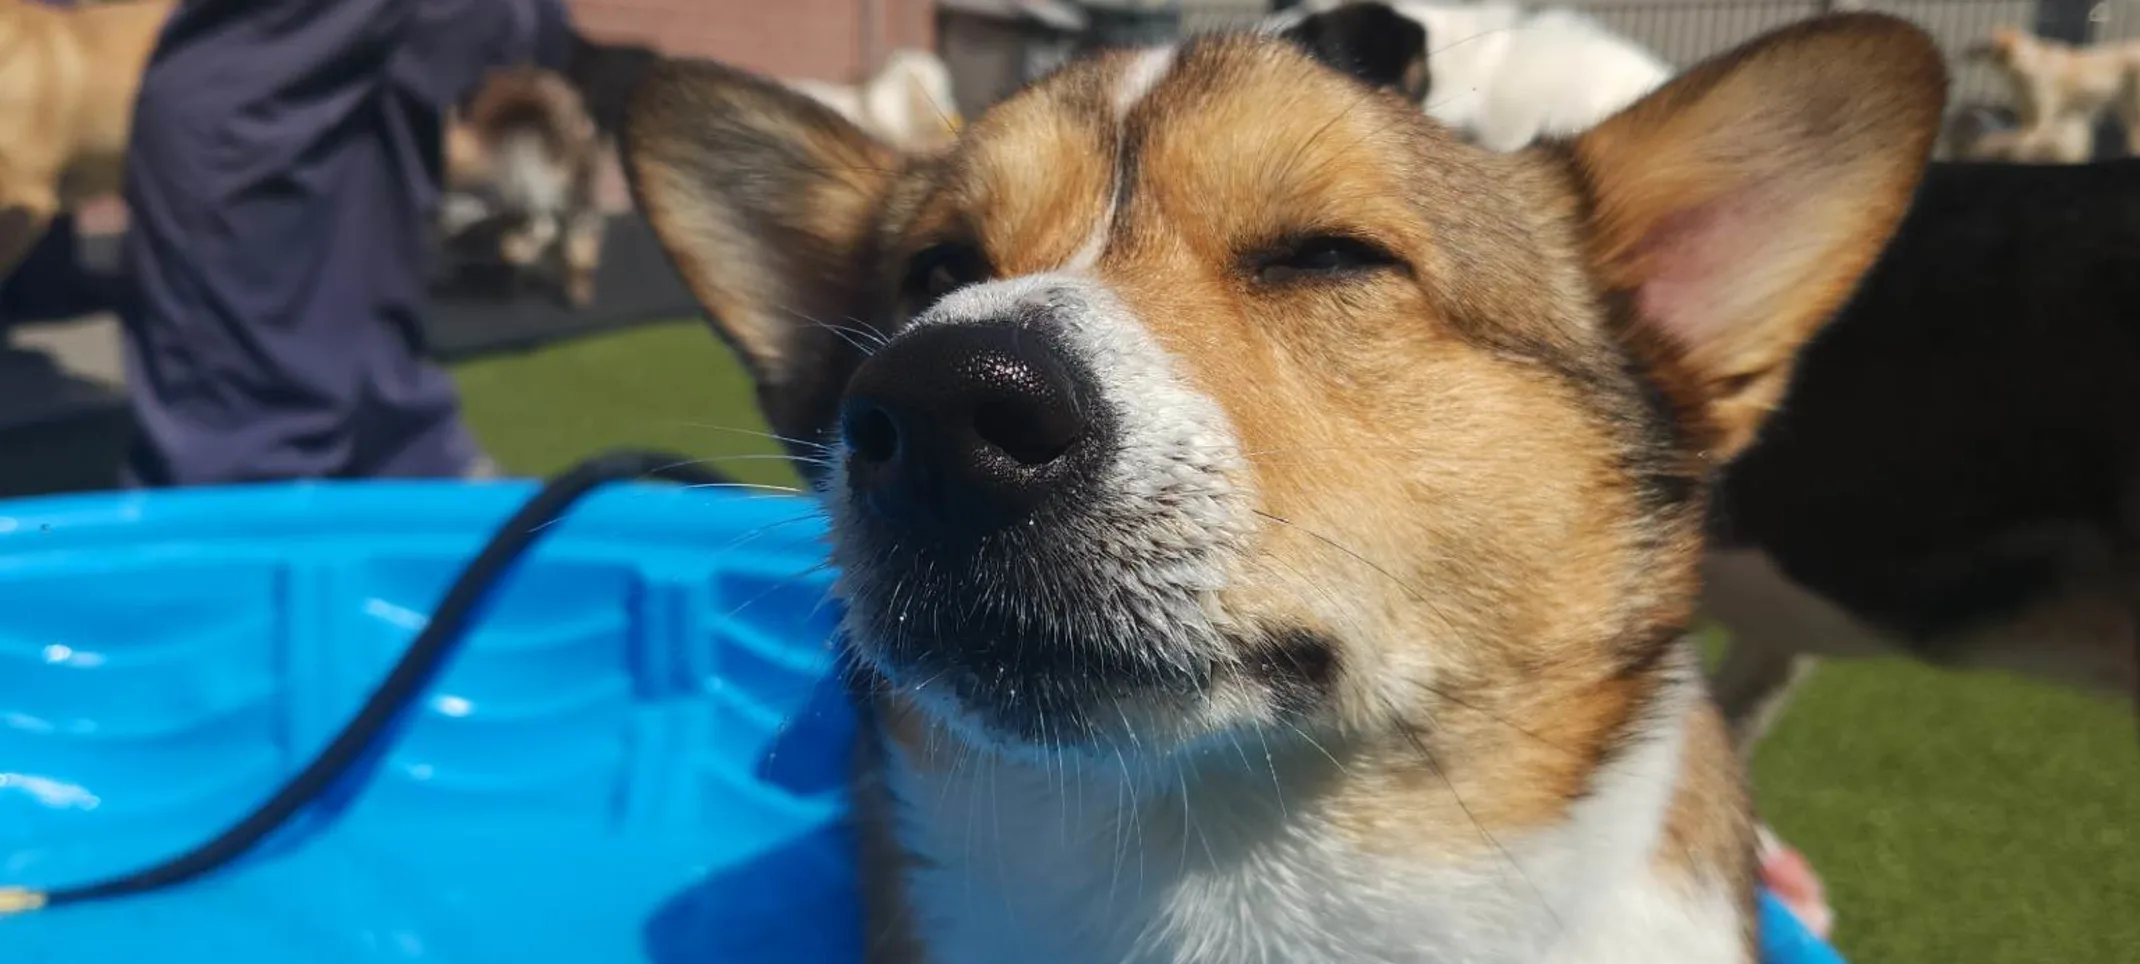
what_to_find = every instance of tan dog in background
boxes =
[1965,25,2140,162]
[0,0,173,280]
[442,66,609,307]
[625,8,1943,961]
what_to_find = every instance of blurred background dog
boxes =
[1268,0,1671,151]
[1961,24,2140,162]
[441,66,609,309]
[789,47,963,151]
[0,0,171,279]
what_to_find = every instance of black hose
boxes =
[1,450,735,914]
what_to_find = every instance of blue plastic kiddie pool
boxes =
[0,461,1844,963]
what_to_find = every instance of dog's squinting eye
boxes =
[1254,235,1401,285]
[902,243,991,312]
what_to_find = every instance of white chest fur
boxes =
[882,683,1745,964]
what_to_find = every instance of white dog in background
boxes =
[1272,0,1673,151]
[791,48,963,152]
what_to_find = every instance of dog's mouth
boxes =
[821,280,1254,753]
[833,528,1222,751]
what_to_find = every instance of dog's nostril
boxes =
[973,395,1082,467]
[844,403,900,463]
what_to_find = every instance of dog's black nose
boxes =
[840,323,1101,535]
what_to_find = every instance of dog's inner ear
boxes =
[623,59,901,463]
[1572,14,1946,462]
[1278,2,1430,101]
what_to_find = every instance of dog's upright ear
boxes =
[1276,2,1431,102]
[624,58,902,462]
[1571,13,1945,461]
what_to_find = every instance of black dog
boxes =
[1707,158,2140,748]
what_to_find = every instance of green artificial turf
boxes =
[452,320,2140,964]
[453,321,800,490]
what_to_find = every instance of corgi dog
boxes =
[1270,0,1673,152]
[623,7,1943,963]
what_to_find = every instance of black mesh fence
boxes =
[1172,0,2139,155]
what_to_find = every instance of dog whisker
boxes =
[1251,508,1465,634]
[660,421,836,454]
[774,303,885,357]
[1386,697,1569,938]
[680,480,808,496]
[837,313,895,350]
[1248,727,1288,821]
[713,559,835,622]
[647,452,835,480]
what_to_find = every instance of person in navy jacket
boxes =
[118,0,575,485]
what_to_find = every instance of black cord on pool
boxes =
[0,450,737,915]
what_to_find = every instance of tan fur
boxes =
[445,66,609,307]
[929,62,1118,275]
[627,14,1944,961]
[1576,26,1945,459]
[1070,47,1679,857]
[445,120,492,190]
[1971,25,2140,163]
[0,0,172,279]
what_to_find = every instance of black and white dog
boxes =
[1265,0,1672,151]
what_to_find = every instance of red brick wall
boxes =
[569,0,938,83]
